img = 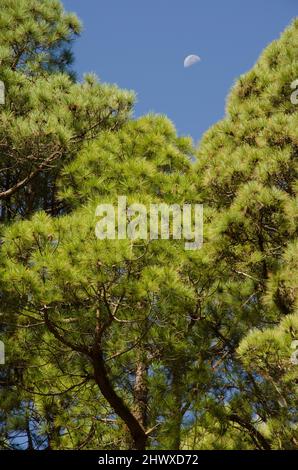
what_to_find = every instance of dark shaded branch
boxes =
[91,351,147,450]
[228,413,271,450]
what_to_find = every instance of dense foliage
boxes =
[0,0,297,450]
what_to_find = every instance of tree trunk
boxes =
[133,349,148,429]
[92,351,147,450]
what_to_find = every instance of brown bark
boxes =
[43,309,148,450]
[229,413,271,450]
[92,351,147,450]
[133,351,148,429]
[0,149,62,200]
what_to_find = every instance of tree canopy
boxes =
[0,0,297,450]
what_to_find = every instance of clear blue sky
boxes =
[62,0,297,143]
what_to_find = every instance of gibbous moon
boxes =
[184,54,201,68]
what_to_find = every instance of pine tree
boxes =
[0,115,196,449]
[188,19,298,449]
[0,0,134,221]
[0,0,133,449]
[1,1,297,451]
